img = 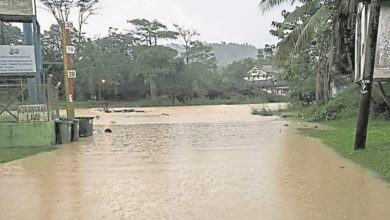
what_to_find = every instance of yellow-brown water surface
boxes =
[1,104,390,220]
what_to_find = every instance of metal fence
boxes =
[0,78,59,123]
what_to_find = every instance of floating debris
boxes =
[123,109,135,113]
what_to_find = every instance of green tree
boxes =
[260,0,357,104]
[173,24,199,64]
[187,41,217,71]
[128,19,178,46]
[76,0,100,43]
[134,46,178,100]
[0,23,23,45]
[221,58,257,92]
[75,30,136,100]
[256,48,272,67]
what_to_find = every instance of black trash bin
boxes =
[60,118,80,142]
[55,120,73,144]
[71,119,80,141]
[76,117,94,137]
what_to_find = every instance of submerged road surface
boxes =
[1,104,390,220]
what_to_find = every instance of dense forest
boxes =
[0,19,276,104]
[3,0,387,112]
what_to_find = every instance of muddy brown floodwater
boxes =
[1,104,390,220]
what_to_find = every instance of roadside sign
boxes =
[0,45,36,75]
[17,105,48,122]
[67,70,77,79]
[66,46,76,54]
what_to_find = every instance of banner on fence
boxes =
[17,104,48,122]
[0,45,36,75]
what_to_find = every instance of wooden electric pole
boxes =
[61,22,76,118]
[354,0,382,150]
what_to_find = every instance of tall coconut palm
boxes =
[260,0,358,103]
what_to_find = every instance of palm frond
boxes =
[273,4,332,63]
[274,23,305,63]
[295,5,332,50]
[279,0,322,32]
[259,0,295,13]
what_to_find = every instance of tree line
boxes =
[0,18,275,103]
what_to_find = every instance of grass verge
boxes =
[0,146,55,163]
[299,118,390,182]
[252,85,390,181]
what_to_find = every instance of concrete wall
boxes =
[0,122,55,148]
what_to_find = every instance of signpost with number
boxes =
[67,70,77,79]
[62,21,76,118]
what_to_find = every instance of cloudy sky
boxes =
[36,0,292,48]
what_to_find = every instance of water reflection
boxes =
[1,104,390,220]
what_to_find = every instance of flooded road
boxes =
[1,104,390,220]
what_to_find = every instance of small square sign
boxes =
[67,70,77,79]
[66,46,75,54]
[65,22,73,30]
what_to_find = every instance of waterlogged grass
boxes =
[251,106,274,116]
[299,118,390,182]
[0,146,54,163]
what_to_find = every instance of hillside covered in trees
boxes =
[209,42,258,66]
[168,42,259,66]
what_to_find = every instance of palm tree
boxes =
[259,0,357,103]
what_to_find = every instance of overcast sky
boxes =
[36,0,292,48]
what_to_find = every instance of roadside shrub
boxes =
[301,87,359,122]
[372,102,390,120]
[312,101,346,121]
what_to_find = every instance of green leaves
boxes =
[259,0,296,13]
[127,19,178,46]
[187,41,217,71]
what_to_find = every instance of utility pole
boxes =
[61,22,76,118]
[354,0,382,150]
